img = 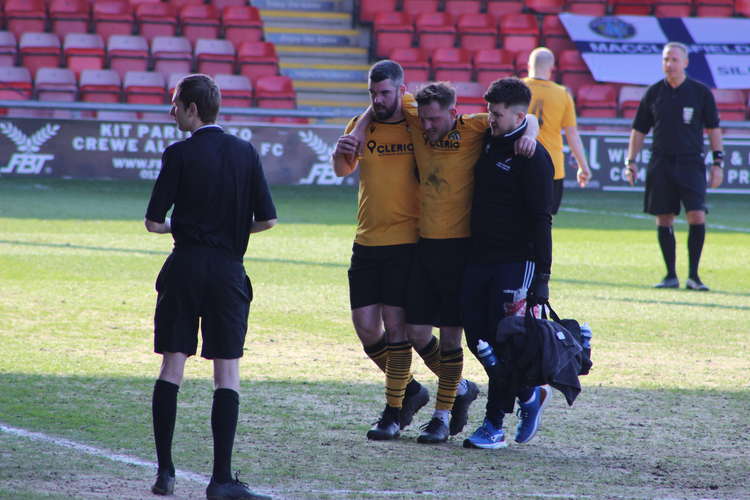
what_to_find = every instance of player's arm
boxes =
[625,129,646,186]
[332,134,360,176]
[524,153,554,305]
[251,218,277,233]
[707,127,724,188]
[145,217,171,234]
[144,147,178,234]
[563,126,591,187]
[515,113,538,158]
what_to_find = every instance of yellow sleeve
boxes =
[344,115,358,135]
[402,92,421,129]
[561,89,577,128]
[463,113,489,135]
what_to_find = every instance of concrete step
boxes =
[260,9,353,29]
[294,80,367,93]
[275,45,369,66]
[252,0,353,12]
[263,26,369,48]
[280,61,369,82]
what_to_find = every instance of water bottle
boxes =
[476,339,498,368]
[580,322,592,350]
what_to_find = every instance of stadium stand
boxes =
[558,49,595,95]
[525,0,565,15]
[612,0,653,15]
[402,0,441,17]
[237,41,280,81]
[653,0,692,17]
[737,0,750,16]
[486,0,524,18]
[35,67,77,102]
[576,83,618,118]
[0,66,32,103]
[453,80,485,113]
[19,33,61,79]
[696,0,734,17]
[457,13,498,51]
[712,89,747,121]
[195,38,236,76]
[93,1,136,40]
[253,75,296,109]
[136,2,178,41]
[49,0,90,39]
[221,6,264,47]
[108,35,149,79]
[215,73,253,120]
[514,49,531,78]
[64,33,106,77]
[390,47,430,82]
[123,70,166,120]
[4,0,47,38]
[415,13,457,52]
[79,68,121,103]
[431,47,473,82]
[373,12,414,59]
[541,15,576,53]
[0,31,17,67]
[358,0,398,23]
[618,85,647,118]
[180,4,221,45]
[444,0,483,16]
[565,0,607,15]
[473,48,515,88]
[498,13,539,53]
[151,36,192,78]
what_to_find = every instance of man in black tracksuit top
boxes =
[461,78,555,450]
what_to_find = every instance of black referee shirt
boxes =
[469,121,554,274]
[146,126,277,259]
[632,77,720,157]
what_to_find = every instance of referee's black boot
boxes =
[151,470,175,496]
[206,473,271,500]
[399,383,429,429]
[367,405,401,440]
[654,275,679,288]
[417,417,450,444]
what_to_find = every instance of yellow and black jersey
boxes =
[523,77,577,180]
[344,115,419,246]
[403,95,487,239]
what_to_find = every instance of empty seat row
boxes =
[0,0,263,44]
[0,32,279,82]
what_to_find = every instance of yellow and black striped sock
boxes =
[363,336,388,373]
[436,348,463,411]
[417,336,441,378]
[385,341,412,409]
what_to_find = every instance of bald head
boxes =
[528,47,555,79]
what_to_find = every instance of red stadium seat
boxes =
[152,36,193,78]
[4,0,46,38]
[454,80,484,103]
[359,0,398,23]
[215,73,253,111]
[129,0,162,7]
[49,0,91,39]
[498,14,539,54]
[195,38,235,76]
[473,48,515,88]
[124,70,165,105]
[36,67,77,101]
[712,89,746,121]
[373,12,414,59]
[64,33,106,77]
[558,49,595,95]
[108,35,149,79]
[180,4,221,45]
[237,41,279,80]
[486,0,524,19]
[444,0,483,16]
[20,33,61,79]
[402,0,440,17]
[214,0,247,10]
[542,15,575,54]
[618,85,646,118]
[415,13,456,52]
[254,75,296,109]
[79,68,121,103]
[167,72,189,96]
[93,1,136,41]
[736,0,750,17]
[270,116,310,124]
[0,31,18,67]
[576,83,617,118]
[525,0,565,14]
[612,0,652,15]
[169,0,204,8]
[653,0,693,17]
[136,3,178,41]
[222,6,264,47]
[566,0,607,16]
[0,66,32,102]
[695,0,733,16]
[389,47,430,82]
[457,14,497,51]
[431,47,472,82]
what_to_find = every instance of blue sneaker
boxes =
[514,385,550,444]
[462,418,508,449]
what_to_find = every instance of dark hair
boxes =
[483,77,531,110]
[415,82,456,109]
[369,60,404,86]
[176,74,221,123]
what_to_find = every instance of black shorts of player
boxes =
[551,178,564,215]
[153,246,252,359]
[348,242,416,310]
[405,237,468,328]
[644,154,707,216]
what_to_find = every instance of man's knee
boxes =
[656,214,675,227]
[686,210,706,225]
[158,352,188,386]
[438,327,463,351]
[382,306,407,342]
[213,358,240,392]
[352,305,384,345]
[406,324,433,350]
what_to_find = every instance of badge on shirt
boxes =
[495,158,512,171]
[682,106,694,124]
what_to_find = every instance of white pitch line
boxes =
[559,207,750,233]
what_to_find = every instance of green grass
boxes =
[1,178,749,499]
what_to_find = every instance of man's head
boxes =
[484,78,531,137]
[415,82,457,144]
[170,74,221,131]
[528,47,554,79]
[368,60,406,121]
[662,42,689,81]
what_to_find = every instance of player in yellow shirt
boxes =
[332,61,429,441]
[523,47,592,213]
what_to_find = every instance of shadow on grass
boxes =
[1,372,749,499]
[596,295,750,311]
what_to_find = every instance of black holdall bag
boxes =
[540,302,593,376]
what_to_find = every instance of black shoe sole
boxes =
[399,385,429,429]
[417,434,448,444]
[366,430,400,440]
[450,381,479,435]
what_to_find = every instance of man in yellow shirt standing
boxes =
[524,47,591,213]
[333,61,430,440]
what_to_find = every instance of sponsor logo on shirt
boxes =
[496,157,513,171]
[366,140,414,155]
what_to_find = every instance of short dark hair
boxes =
[176,74,221,123]
[484,78,531,110]
[415,82,456,109]
[369,60,404,86]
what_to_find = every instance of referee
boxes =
[145,74,276,499]
[626,42,723,291]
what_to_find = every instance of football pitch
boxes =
[0,178,748,500]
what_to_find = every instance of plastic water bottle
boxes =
[476,339,498,368]
[580,322,592,350]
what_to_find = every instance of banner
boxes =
[1,117,748,193]
[558,13,750,89]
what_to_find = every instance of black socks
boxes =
[152,379,179,476]
[211,388,240,484]
[657,226,677,278]
[688,224,705,280]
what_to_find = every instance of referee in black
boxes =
[145,74,276,499]
[626,42,723,291]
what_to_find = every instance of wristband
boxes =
[711,150,724,162]
[624,158,635,166]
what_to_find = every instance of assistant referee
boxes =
[626,42,723,291]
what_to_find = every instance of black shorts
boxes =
[153,247,252,359]
[644,154,707,216]
[348,242,415,309]
[405,238,468,328]
[551,178,564,215]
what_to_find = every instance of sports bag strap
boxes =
[545,301,561,323]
